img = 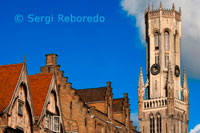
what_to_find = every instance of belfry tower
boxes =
[138,3,189,133]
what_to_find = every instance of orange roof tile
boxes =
[29,73,53,117]
[0,63,23,113]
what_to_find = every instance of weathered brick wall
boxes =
[88,102,106,114]
[60,83,88,133]
[113,113,123,123]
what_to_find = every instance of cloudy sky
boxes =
[121,0,200,79]
[121,0,200,132]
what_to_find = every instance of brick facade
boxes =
[0,54,137,133]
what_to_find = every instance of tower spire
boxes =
[179,7,182,15]
[183,68,188,89]
[138,67,144,88]
[160,1,162,9]
[148,4,150,12]
[172,3,175,10]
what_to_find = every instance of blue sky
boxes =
[0,0,199,131]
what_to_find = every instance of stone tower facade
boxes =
[138,3,189,133]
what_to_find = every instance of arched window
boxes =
[155,32,159,50]
[174,33,177,52]
[164,31,170,50]
[150,114,155,133]
[157,114,162,133]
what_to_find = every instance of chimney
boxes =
[46,54,58,65]
[107,81,111,87]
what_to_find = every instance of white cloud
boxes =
[130,112,139,130]
[121,0,200,79]
[190,124,200,133]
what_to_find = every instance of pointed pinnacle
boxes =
[179,7,182,15]
[24,55,26,64]
[148,4,150,12]
[183,68,188,89]
[172,3,175,10]
[138,67,144,88]
[160,1,162,9]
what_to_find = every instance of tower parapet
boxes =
[144,3,181,21]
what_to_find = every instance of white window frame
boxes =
[53,116,60,132]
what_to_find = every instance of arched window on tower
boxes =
[174,33,177,52]
[157,114,162,133]
[164,31,170,50]
[155,32,159,50]
[150,114,155,133]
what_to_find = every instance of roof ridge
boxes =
[113,98,124,100]
[76,86,107,91]
[0,63,24,67]
[29,73,53,76]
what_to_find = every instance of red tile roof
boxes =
[76,87,107,103]
[113,98,124,112]
[29,73,53,117]
[0,63,23,113]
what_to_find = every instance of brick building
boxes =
[41,54,138,133]
[0,54,137,133]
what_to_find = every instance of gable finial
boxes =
[24,54,26,64]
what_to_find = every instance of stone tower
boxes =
[138,3,189,133]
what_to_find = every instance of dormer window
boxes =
[18,100,24,116]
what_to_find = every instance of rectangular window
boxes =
[18,100,24,116]
[165,55,169,68]
[155,33,159,50]
[70,101,72,118]
[155,80,157,91]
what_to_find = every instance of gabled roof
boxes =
[76,87,107,103]
[29,73,53,117]
[113,98,124,113]
[0,63,23,113]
